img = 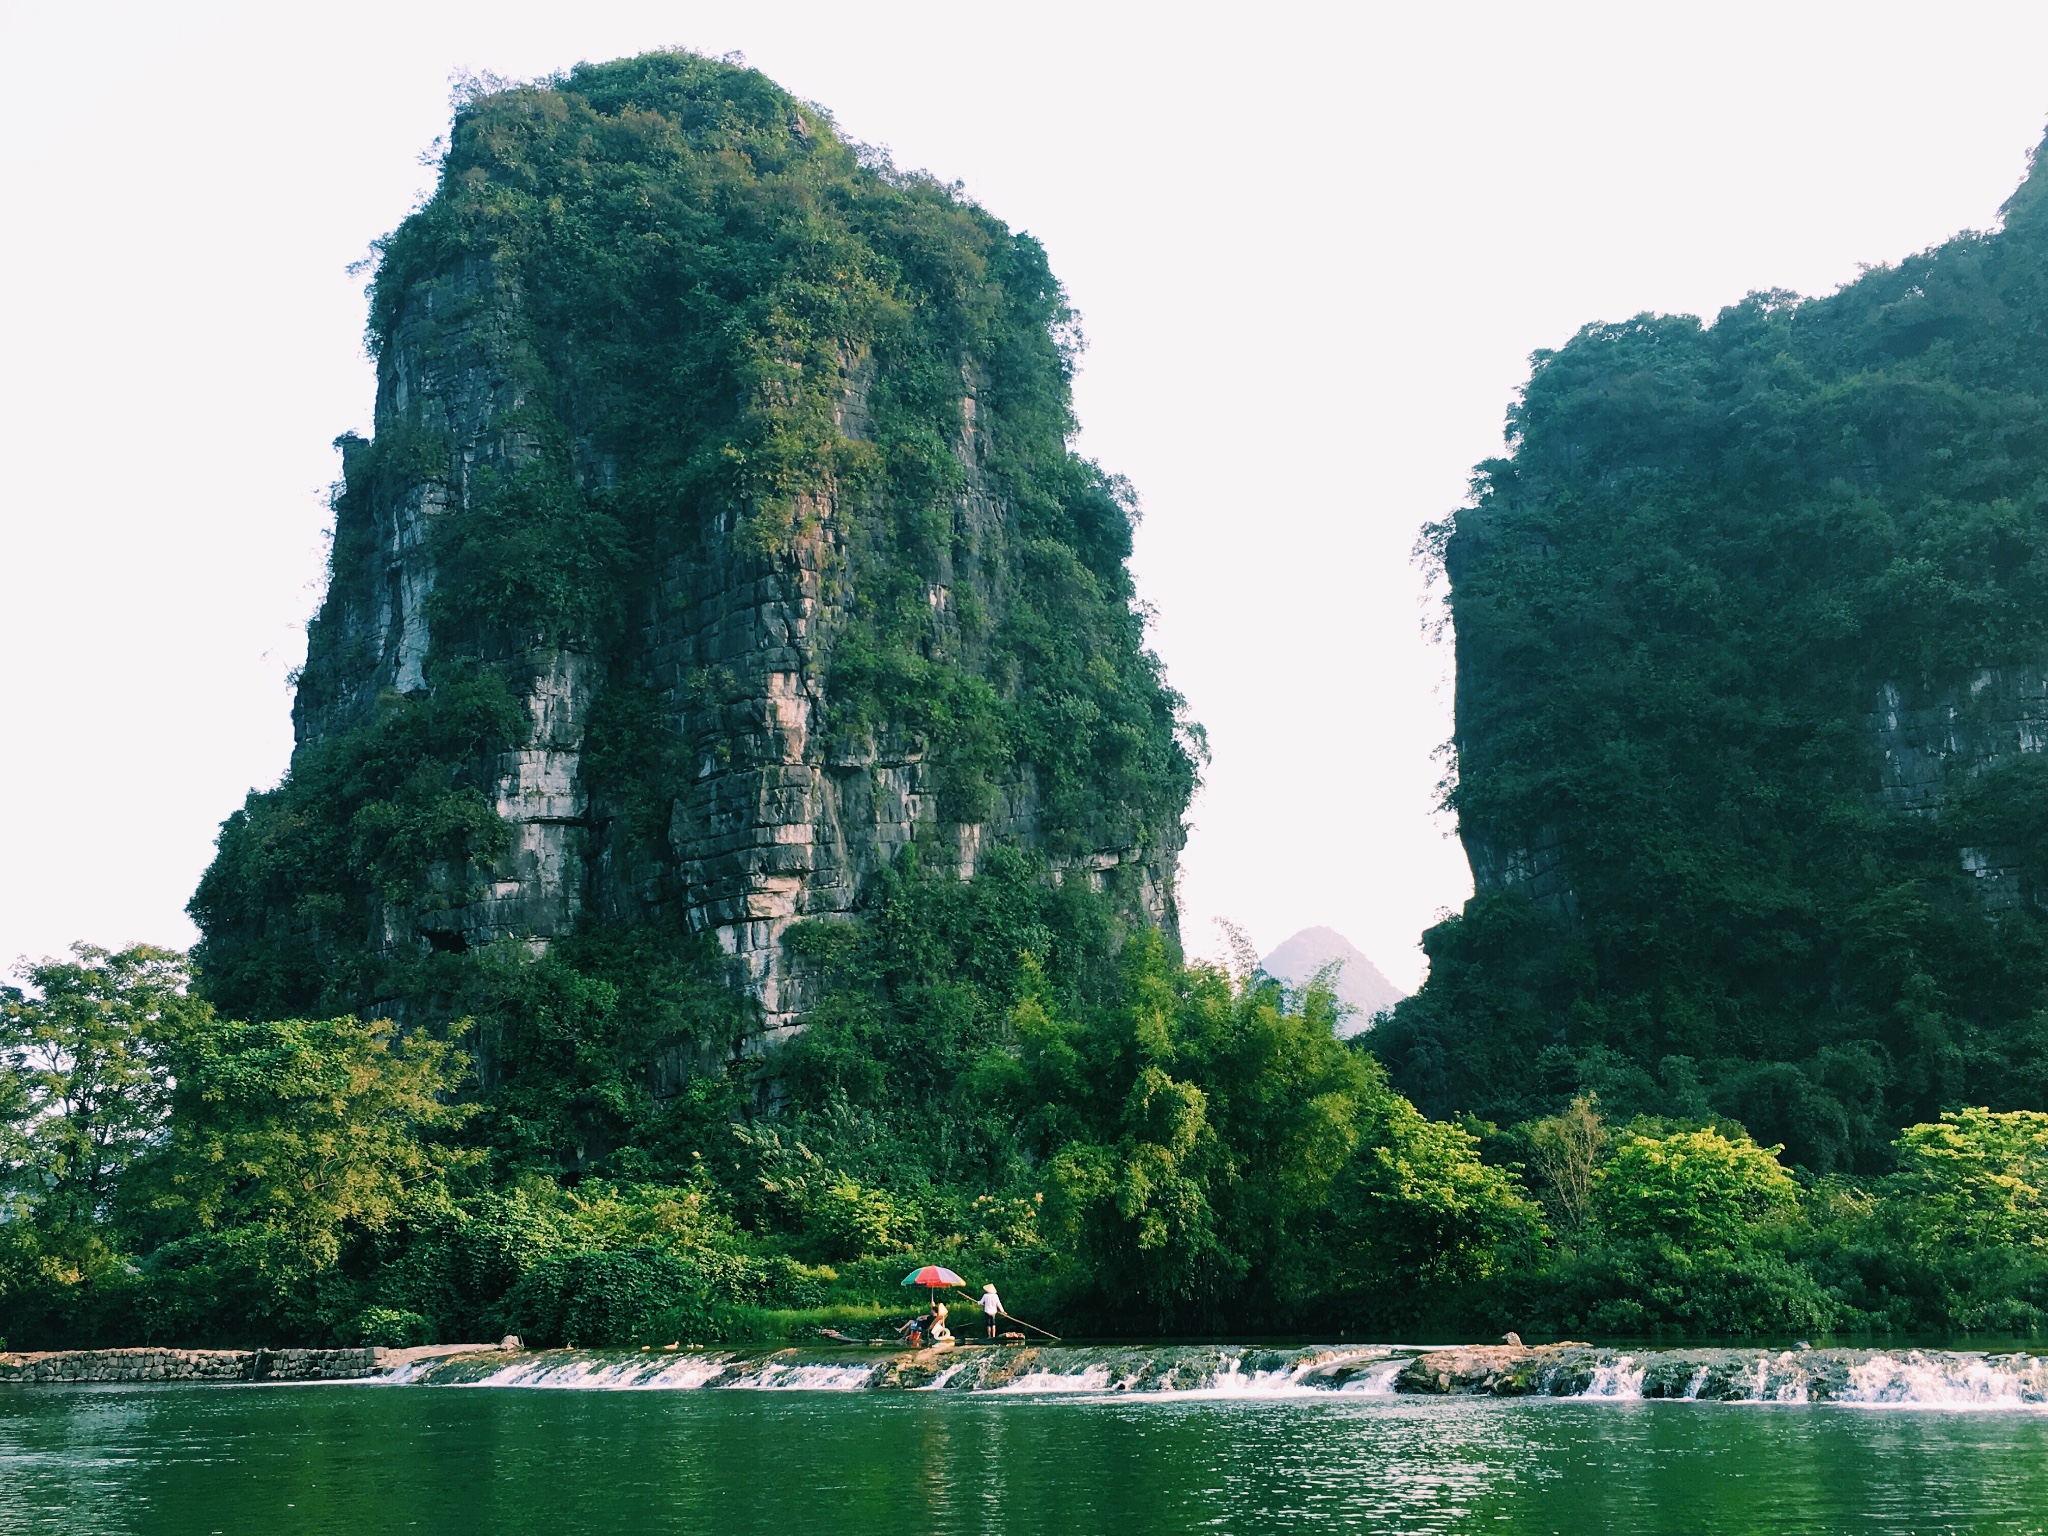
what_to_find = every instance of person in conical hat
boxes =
[981,1282,1003,1339]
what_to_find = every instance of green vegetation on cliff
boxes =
[1380,130,2048,1174]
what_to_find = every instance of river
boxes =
[5,1349,2048,1534]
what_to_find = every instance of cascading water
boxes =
[1579,1356,1646,1399]
[385,1343,2048,1405]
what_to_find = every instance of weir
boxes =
[388,1342,2048,1405]
[8,1341,2047,1404]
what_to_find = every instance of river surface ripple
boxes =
[5,1377,2048,1535]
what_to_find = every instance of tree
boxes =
[1328,1065,1547,1315]
[1526,1095,1607,1234]
[1891,1108,2048,1254]
[129,1015,477,1267]
[1016,932,1378,1323]
[0,945,200,1227]
[1593,1125,1799,1248]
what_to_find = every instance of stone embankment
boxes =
[0,1348,382,1384]
[0,1343,503,1385]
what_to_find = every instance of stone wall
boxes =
[0,1348,384,1384]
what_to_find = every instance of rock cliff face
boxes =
[195,55,1195,1042]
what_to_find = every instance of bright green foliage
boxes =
[0,946,198,1226]
[1382,129,2048,1168]
[0,947,201,1339]
[1510,1108,1834,1337]
[991,932,1418,1325]
[104,1015,472,1347]
[128,1014,477,1267]
[1892,1107,2048,1252]
[1523,1094,1606,1232]
[1593,1126,1800,1247]
[373,1178,827,1346]
[17,922,2048,1342]
[1327,1084,1547,1318]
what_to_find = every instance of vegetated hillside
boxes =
[186,52,1199,1152]
[1378,131,2048,1172]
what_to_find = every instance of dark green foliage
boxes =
[502,1249,708,1347]
[40,58,2048,1353]
[776,867,1543,1333]
[1382,133,2048,1166]
[454,922,753,1178]
[16,919,2048,1346]
[497,1245,827,1348]
[350,47,1194,851]
[190,665,523,1022]
[432,459,631,653]
[158,35,1208,1324]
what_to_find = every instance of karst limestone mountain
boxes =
[189,54,1197,1043]
[1260,926,1405,1035]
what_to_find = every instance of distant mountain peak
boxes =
[1260,927,1405,1037]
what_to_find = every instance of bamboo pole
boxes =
[954,1288,1061,1342]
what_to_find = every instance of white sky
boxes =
[5,1,2048,990]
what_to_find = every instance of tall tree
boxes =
[0,945,199,1227]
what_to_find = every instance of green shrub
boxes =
[352,1307,432,1347]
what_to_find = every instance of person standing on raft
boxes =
[980,1282,1003,1340]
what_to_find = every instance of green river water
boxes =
[4,1379,2048,1536]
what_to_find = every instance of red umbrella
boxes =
[902,1266,966,1335]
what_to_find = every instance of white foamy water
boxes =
[739,1363,881,1391]
[987,1363,1118,1395]
[1840,1351,2048,1408]
[465,1353,735,1390]
[1176,1350,1400,1399]
[1580,1356,1646,1399]
[1336,1359,1406,1395]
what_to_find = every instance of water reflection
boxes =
[2,1387,2047,1535]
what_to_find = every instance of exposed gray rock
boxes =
[1871,669,2048,907]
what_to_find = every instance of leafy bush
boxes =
[351,1307,432,1347]
[503,1248,710,1347]
[1593,1126,1800,1248]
